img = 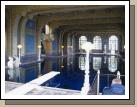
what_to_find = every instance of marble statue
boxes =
[14,56,20,68]
[7,57,14,69]
[7,56,21,69]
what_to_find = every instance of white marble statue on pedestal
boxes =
[7,57,14,80]
[7,57,14,69]
[7,56,21,80]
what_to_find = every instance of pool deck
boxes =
[6,71,81,95]
[25,86,80,95]
[5,81,23,93]
[6,82,80,95]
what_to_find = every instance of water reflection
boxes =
[38,63,41,77]
[108,56,117,72]
[5,54,124,93]
[7,68,24,82]
[79,56,85,70]
[6,63,42,83]
[93,57,102,71]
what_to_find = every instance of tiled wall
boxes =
[25,19,36,54]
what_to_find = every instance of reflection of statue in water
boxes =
[8,69,14,80]
[7,57,14,69]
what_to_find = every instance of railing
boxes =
[89,70,124,95]
[89,74,97,95]
[89,70,100,95]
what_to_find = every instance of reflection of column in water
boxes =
[38,63,41,77]
[104,56,107,64]
[107,74,110,87]
[67,56,70,66]
[71,56,74,72]
[15,68,21,82]
[61,46,64,56]
[72,35,74,56]
[60,57,64,69]
[104,44,107,54]
[37,45,41,61]
[20,68,25,83]
[67,57,73,71]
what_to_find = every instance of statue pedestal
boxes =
[80,42,94,95]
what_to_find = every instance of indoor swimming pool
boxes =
[5,54,125,94]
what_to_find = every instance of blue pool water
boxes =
[41,54,125,92]
[5,54,125,93]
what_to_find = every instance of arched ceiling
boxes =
[6,5,125,33]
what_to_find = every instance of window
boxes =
[79,36,87,49]
[93,57,102,71]
[79,56,85,70]
[93,36,102,50]
[109,35,118,51]
[108,56,117,72]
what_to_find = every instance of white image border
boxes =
[1,1,129,99]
